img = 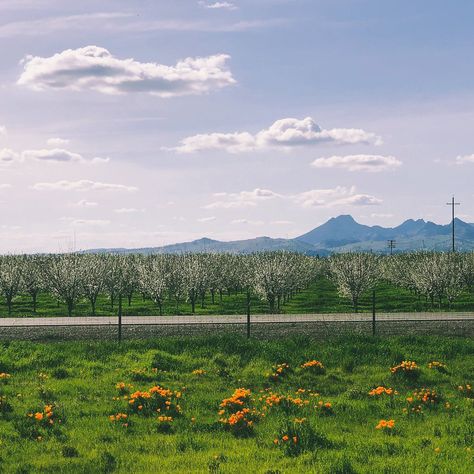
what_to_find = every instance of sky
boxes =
[1,0,474,253]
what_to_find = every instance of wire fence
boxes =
[0,312,473,341]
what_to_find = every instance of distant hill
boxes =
[84,215,474,255]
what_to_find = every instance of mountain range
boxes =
[85,215,474,255]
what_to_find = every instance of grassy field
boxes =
[2,278,474,318]
[0,335,472,473]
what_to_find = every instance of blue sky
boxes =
[1,0,473,252]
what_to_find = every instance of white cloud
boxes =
[204,200,256,210]
[204,188,280,209]
[272,220,293,225]
[293,186,382,208]
[0,126,6,136]
[47,137,70,146]
[0,148,20,165]
[205,186,381,210]
[370,213,394,219]
[0,12,133,38]
[339,194,382,206]
[69,219,111,227]
[0,12,280,37]
[169,117,381,153]
[197,216,216,222]
[114,208,145,214]
[0,184,12,190]
[22,148,84,163]
[1,146,108,165]
[74,199,98,208]
[311,154,401,172]
[33,180,137,192]
[455,154,474,165]
[199,1,237,10]
[231,219,264,225]
[18,46,236,98]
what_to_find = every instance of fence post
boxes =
[118,294,122,343]
[246,287,251,339]
[372,289,376,336]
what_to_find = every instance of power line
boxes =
[446,196,460,252]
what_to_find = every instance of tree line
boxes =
[0,251,473,316]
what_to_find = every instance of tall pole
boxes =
[246,287,251,339]
[118,293,122,343]
[372,289,376,336]
[387,240,396,255]
[446,196,460,252]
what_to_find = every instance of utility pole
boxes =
[446,196,460,252]
[387,239,396,255]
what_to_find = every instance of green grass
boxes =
[0,335,473,473]
[2,278,474,318]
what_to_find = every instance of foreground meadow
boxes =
[0,335,473,473]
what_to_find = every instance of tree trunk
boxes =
[268,295,275,313]
[90,297,97,316]
[67,299,73,317]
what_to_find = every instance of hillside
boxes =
[84,216,474,254]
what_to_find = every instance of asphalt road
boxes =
[1,312,473,327]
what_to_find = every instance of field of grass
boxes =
[0,335,472,473]
[2,278,474,318]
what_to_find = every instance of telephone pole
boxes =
[387,239,396,255]
[446,196,460,252]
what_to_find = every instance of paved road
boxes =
[0,312,473,327]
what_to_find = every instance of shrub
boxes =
[390,361,420,379]
[61,446,79,458]
[267,363,291,382]
[52,368,69,379]
[300,360,326,375]
[274,419,331,456]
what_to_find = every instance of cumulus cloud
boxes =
[23,148,84,163]
[18,46,236,98]
[47,137,70,146]
[293,186,382,208]
[311,154,401,172]
[0,126,6,136]
[199,1,237,10]
[204,186,380,210]
[204,188,281,209]
[455,154,474,165]
[197,216,216,222]
[169,117,382,153]
[33,180,137,192]
[0,184,12,190]
[1,146,108,165]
